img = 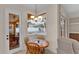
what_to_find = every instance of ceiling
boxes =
[0,4,49,15]
[0,4,49,20]
[0,4,49,12]
[23,4,49,13]
[62,4,79,18]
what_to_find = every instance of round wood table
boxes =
[27,39,49,48]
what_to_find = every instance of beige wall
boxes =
[0,4,59,53]
[0,8,5,53]
[24,4,59,53]
[46,4,58,53]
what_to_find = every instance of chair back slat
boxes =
[27,43,42,54]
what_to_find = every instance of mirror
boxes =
[27,13,47,40]
[27,13,46,34]
[9,13,19,50]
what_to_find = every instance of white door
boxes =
[5,8,22,54]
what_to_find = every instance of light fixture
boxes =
[38,16,42,18]
[30,15,35,19]
[34,17,38,20]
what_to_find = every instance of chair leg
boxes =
[43,48,45,53]
[41,48,45,54]
[26,49,29,54]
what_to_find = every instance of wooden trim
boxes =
[69,33,79,41]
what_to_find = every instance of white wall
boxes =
[69,17,79,33]
[0,8,5,53]
[20,8,29,51]
[46,4,58,53]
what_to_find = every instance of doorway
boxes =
[9,13,20,50]
[5,9,22,53]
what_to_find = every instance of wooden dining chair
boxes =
[27,43,43,54]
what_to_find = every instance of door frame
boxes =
[5,8,23,54]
